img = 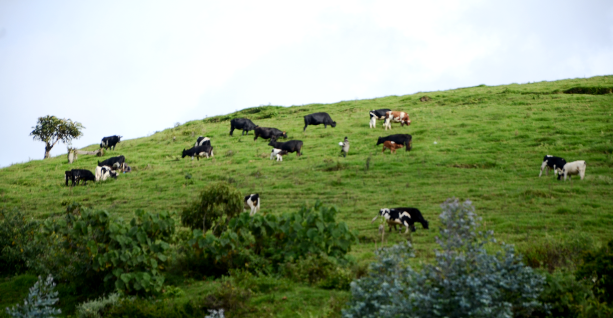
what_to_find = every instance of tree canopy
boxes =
[30,115,84,159]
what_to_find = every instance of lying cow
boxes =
[371,208,429,233]
[383,111,411,130]
[559,160,587,181]
[69,169,96,186]
[195,136,211,147]
[369,109,391,128]
[244,194,260,216]
[270,148,289,161]
[269,136,303,157]
[95,166,118,182]
[182,145,214,160]
[382,140,403,154]
[303,112,336,131]
[376,134,412,152]
[230,118,258,136]
[100,135,122,150]
[98,155,125,170]
[254,127,287,141]
[539,155,566,179]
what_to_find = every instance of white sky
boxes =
[1,0,612,167]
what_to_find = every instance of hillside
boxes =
[1,76,613,316]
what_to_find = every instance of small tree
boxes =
[30,115,84,159]
[6,274,61,318]
[181,182,243,235]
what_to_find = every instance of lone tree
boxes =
[30,115,84,159]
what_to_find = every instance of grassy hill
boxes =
[1,75,613,316]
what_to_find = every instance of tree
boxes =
[30,115,84,159]
[181,182,243,235]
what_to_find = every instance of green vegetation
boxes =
[1,76,613,316]
[29,115,84,159]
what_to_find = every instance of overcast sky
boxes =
[1,0,612,167]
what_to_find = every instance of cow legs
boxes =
[229,125,235,136]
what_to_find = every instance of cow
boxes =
[376,134,413,152]
[182,145,214,160]
[303,112,336,131]
[195,136,211,147]
[270,148,289,161]
[244,194,260,216]
[69,169,96,186]
[371,208,429,233]
[369,109,391,128]
[98,155,126,170]
[230,118,258,136]
[254,127,287,141]
[269,136,303,157]
[382,140,403,154]
[559,160,587,181]
[340,137,350,157]
[95,166,118,182]
[383,111,411,130]
[539,155,566,179]
[100,135,122,150]
[64,171,73,186]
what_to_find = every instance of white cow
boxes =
[559,160,587,181]
[95,165,118,182]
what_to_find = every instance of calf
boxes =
[254,127,287,141]
[95,166,118,182]
[98,155,125,170]
[244,194,260,216]
[371,208,429,233]
[100,135,122,150]
[70,169,95,186]
[539,155,566,179]
[270,148,289,161]
[269,136,303,157]
[230,118,258,136]
[369,109,391,128]
[303,112,336,131]
[383,111,411,130]
[560,160,587,181]
[182,145,214,160]
[195,136,211,147]
[382,140,403,154]
[376,134,413,152]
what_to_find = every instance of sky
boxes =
[1,0,612,167]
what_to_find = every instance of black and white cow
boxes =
[303,112,336,131]
[376,134,413,152]
[270,148,289,161]
[195,136,211,147]
[230,118,258,136]
[98,155,126,170]
[371,208,429,233]
[369,109,391,128]
[539,155,567,180]
[95,166,118,182]
[182,145,214,160]
[244,194,260,216]
[254,127,287,141]
[100,135,122,150]
[268,136,303,157]
[69,169,96,186]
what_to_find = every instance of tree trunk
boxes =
[44,143,52,159]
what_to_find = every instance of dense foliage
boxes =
[29,115,84,159]
[0,209,40,275]
[343,198,545,318]
[181,182,243,235]
[576,239,613,306]
[5,275,61,318]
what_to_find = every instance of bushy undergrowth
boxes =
[0,209,41,275]
[575,239,613,306]
[74,293,120,318]
[522,234,594,272]
[181,182,243,235]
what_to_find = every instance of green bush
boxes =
[576,240,613,305]
[75,293,120,318]
[522,234,594,272]
[563,86,613,95]
[0,209,41,275]
[105,297,207,318]
[181,182,243,235]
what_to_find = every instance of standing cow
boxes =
[371,208,429,233]
[269,136,303,157]
[244,194,260,216]
[230,118,258,136]
[254,127,287,141]
[100,135,122,150]
[559,160,587,181]
[539,155,566,179]
[369,109,391,128]
[383,111,411,130]
[98,155,126,170]
[182,145,214,160]
[376,134,412,152]
[303,112,336,131]
[195,136,211,147]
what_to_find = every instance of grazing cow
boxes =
[560,160,587,181]
[244,194,260,216]
[64,171,73,186]
[340,137,350,157]
[376,134,413,152]
[100,135,122,150]
[195,136,211,147]
[230,118,258,136]
[269,136,303,157]
[254,127,287,141]
[371,208,429,233]
[70,169,96,186]
[383,111,411,130]
[95,166,118,182]
[382,140,404,154]
[539,155,567,179]
[369,109,391,128]
[182,145,214,160]
[98,155,125,170]
[303,112,336,131]
[270,148,289,161]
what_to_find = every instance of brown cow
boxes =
[382,141,404,154]
[383,111,411,130]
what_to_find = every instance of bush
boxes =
[5,275,61,318]
[0,209,41,275]
[105,298,207,318]
[181,182,243,235]
[343,198,546,318]
[522,234,594,272]
[576,239,613,305]
[75,293,120,318]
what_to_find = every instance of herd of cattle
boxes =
[61,108,587,235]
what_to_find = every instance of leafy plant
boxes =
[75,293,120,318]
[522,234,594,272]
[5,274,61,318]
[181,182,243,235]
[30,115,84,159]
[0,208,41,275]
[576,239,613,305]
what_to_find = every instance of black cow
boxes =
[98,155,126,170]
[303,112,336,131]
[269,136,303,157]
[369,109,391,128]
[389,208,429,232]
[254,127,287,141]
[195,136,211,147]
[539,155,567,180]
[372,208,429,233]
[182,145,214,160]
[100,135,122,150]
[70,169,96,186]
[230,118,258,136]
[376,134,412,152]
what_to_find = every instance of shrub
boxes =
[181,182,243,235]
[105,297,207,318]
[75,293,120,318]
[522,234,594,272]
[343,198,546,318]
[576,239,613,305]
[5,274,61,318]
[0,209,41,275]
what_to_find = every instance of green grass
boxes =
[1,75,613,316]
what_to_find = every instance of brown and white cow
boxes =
[383,111,411,130]
[382,140,404,154]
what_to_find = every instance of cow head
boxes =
[109,170,118,179]
[376,137,384,146]
[331,121,337,128]
[421,219,429,229]
[182,149,187,158]
[99,142,104,148]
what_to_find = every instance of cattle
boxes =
[195,136,211,147]
[98,155,126,170]
[376,134,413,152]
[340,137,350,157]
[303,112,336,131]
[182,145,214,160]
[100,135,122,150]
[244,194,260,216]
[539,155,567,179]
[69,169,95,186]
[95,166,118,182]
[369,109,391,128]
[230,118,258,136]
[64,171,73,186]
[371,208,429,233]
[382,140,403,154]
[560,160,587,181]
[269,136,303,157]
[383,111,411,130]
[270,148,289,161]
[254,127,287,141]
